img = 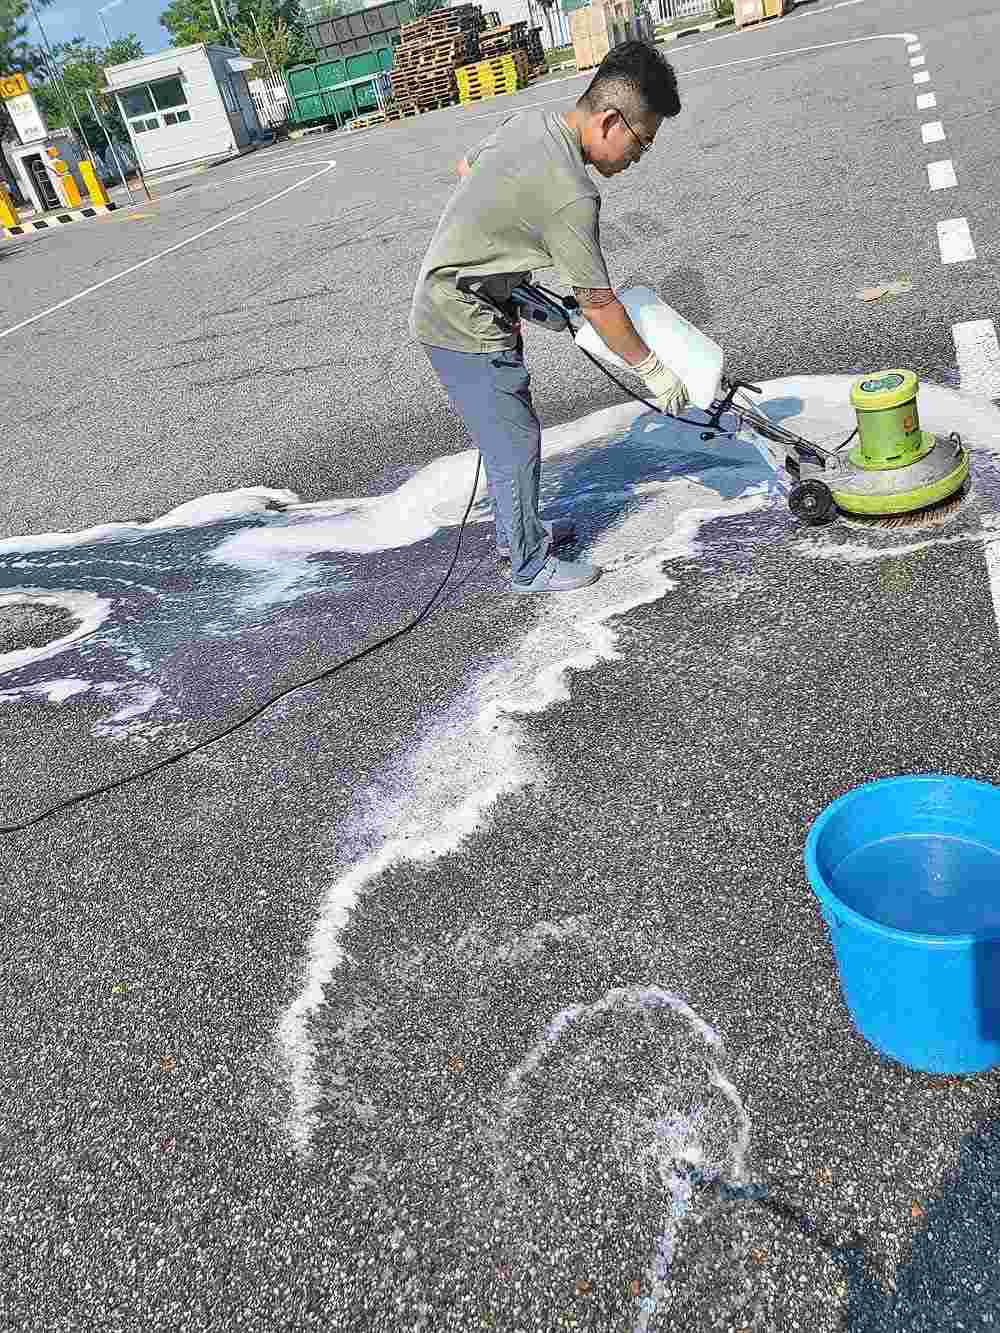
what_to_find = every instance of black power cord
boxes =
[0,455,482,834]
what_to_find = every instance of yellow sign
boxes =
[0,73,29,99]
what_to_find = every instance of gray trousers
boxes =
[424,342,551,583]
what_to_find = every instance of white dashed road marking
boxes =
[917,91,937,109]
[953,321,1000,398]
[928,159,957,191]
[921,120,946,144]
[914,70,931,84]
[938,218,977,264]
[910,55,926,66]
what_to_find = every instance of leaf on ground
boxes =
[911,1201,926,1218]
[629,1279,642,1298]
[159,1054,178,1074]
[446,1054,465,1074]
[857,275,914,301]
[574,1278,593,1296]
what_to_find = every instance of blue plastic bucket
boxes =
[805,775,1000,1074]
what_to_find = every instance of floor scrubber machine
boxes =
[503,283,971,528]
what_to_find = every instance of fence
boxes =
[654,0,716,18]
[248,72,292,128]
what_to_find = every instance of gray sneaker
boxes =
[511,556,602,594]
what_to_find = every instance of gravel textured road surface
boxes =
[2,1,1000,1329]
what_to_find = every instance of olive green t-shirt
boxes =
[409,110,612,353]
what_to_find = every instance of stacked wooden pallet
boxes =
[347,110,387,131]
[384,100,419,122]
[478,20,545,82]
[524,25,545,72]
[346,100,420,132]
[455,49,531,104]
[478,20,527,58]
[390,4,484,113]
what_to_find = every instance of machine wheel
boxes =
[788,479,834,525]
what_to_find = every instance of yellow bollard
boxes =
[48,157,82,208]
[79,160,110,208]
[57,168,82,208]
[0,186,19,228]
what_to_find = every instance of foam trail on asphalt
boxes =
[491,985,751,1332]
[275,436,769,1153]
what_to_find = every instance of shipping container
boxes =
[302,0,415,63]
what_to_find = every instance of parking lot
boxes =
[3,1,1000,1329]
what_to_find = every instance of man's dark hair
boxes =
[579,41,681,122]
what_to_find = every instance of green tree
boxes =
[30,34,143,146]
[0,0,48,77]
[161,0,310,58]
[159,0,226,46]
[1,0,54,183]
[236,3,309,72]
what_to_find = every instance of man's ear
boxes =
[596,108,617,139]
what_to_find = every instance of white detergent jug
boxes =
[573,286,725,411]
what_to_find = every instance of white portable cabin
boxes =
[102,43,266,175]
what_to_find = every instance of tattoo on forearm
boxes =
[573,287,618,309]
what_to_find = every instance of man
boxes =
[410,40,687,595]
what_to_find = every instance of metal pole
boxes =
[85,88,136,205]
[98,11,113,44]
[209,0,239,49]
[26,0,97,159]
[249,8,279,85]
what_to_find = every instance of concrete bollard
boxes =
[0,186,19,228]
[79,160,111,208]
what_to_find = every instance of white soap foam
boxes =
[0,677,91,705]
[0,488,297,555]
[207,403,650,610]
[0,674,165,741]
[0,589,112,675]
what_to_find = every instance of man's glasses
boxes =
[612,106,653,157]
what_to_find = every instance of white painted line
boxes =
[953,319,1000,397]
[914,70,931,84]
[834,0,865,7]
[0,160,337,341]
[907,42,922,53]
[928,159,957,191]
[917,92,937,109]
[910,54,926,66]
[938,218,976,264]
[922,120,946,144]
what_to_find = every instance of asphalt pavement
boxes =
[2,1,1000,1329]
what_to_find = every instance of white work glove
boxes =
[632,349,689,416]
